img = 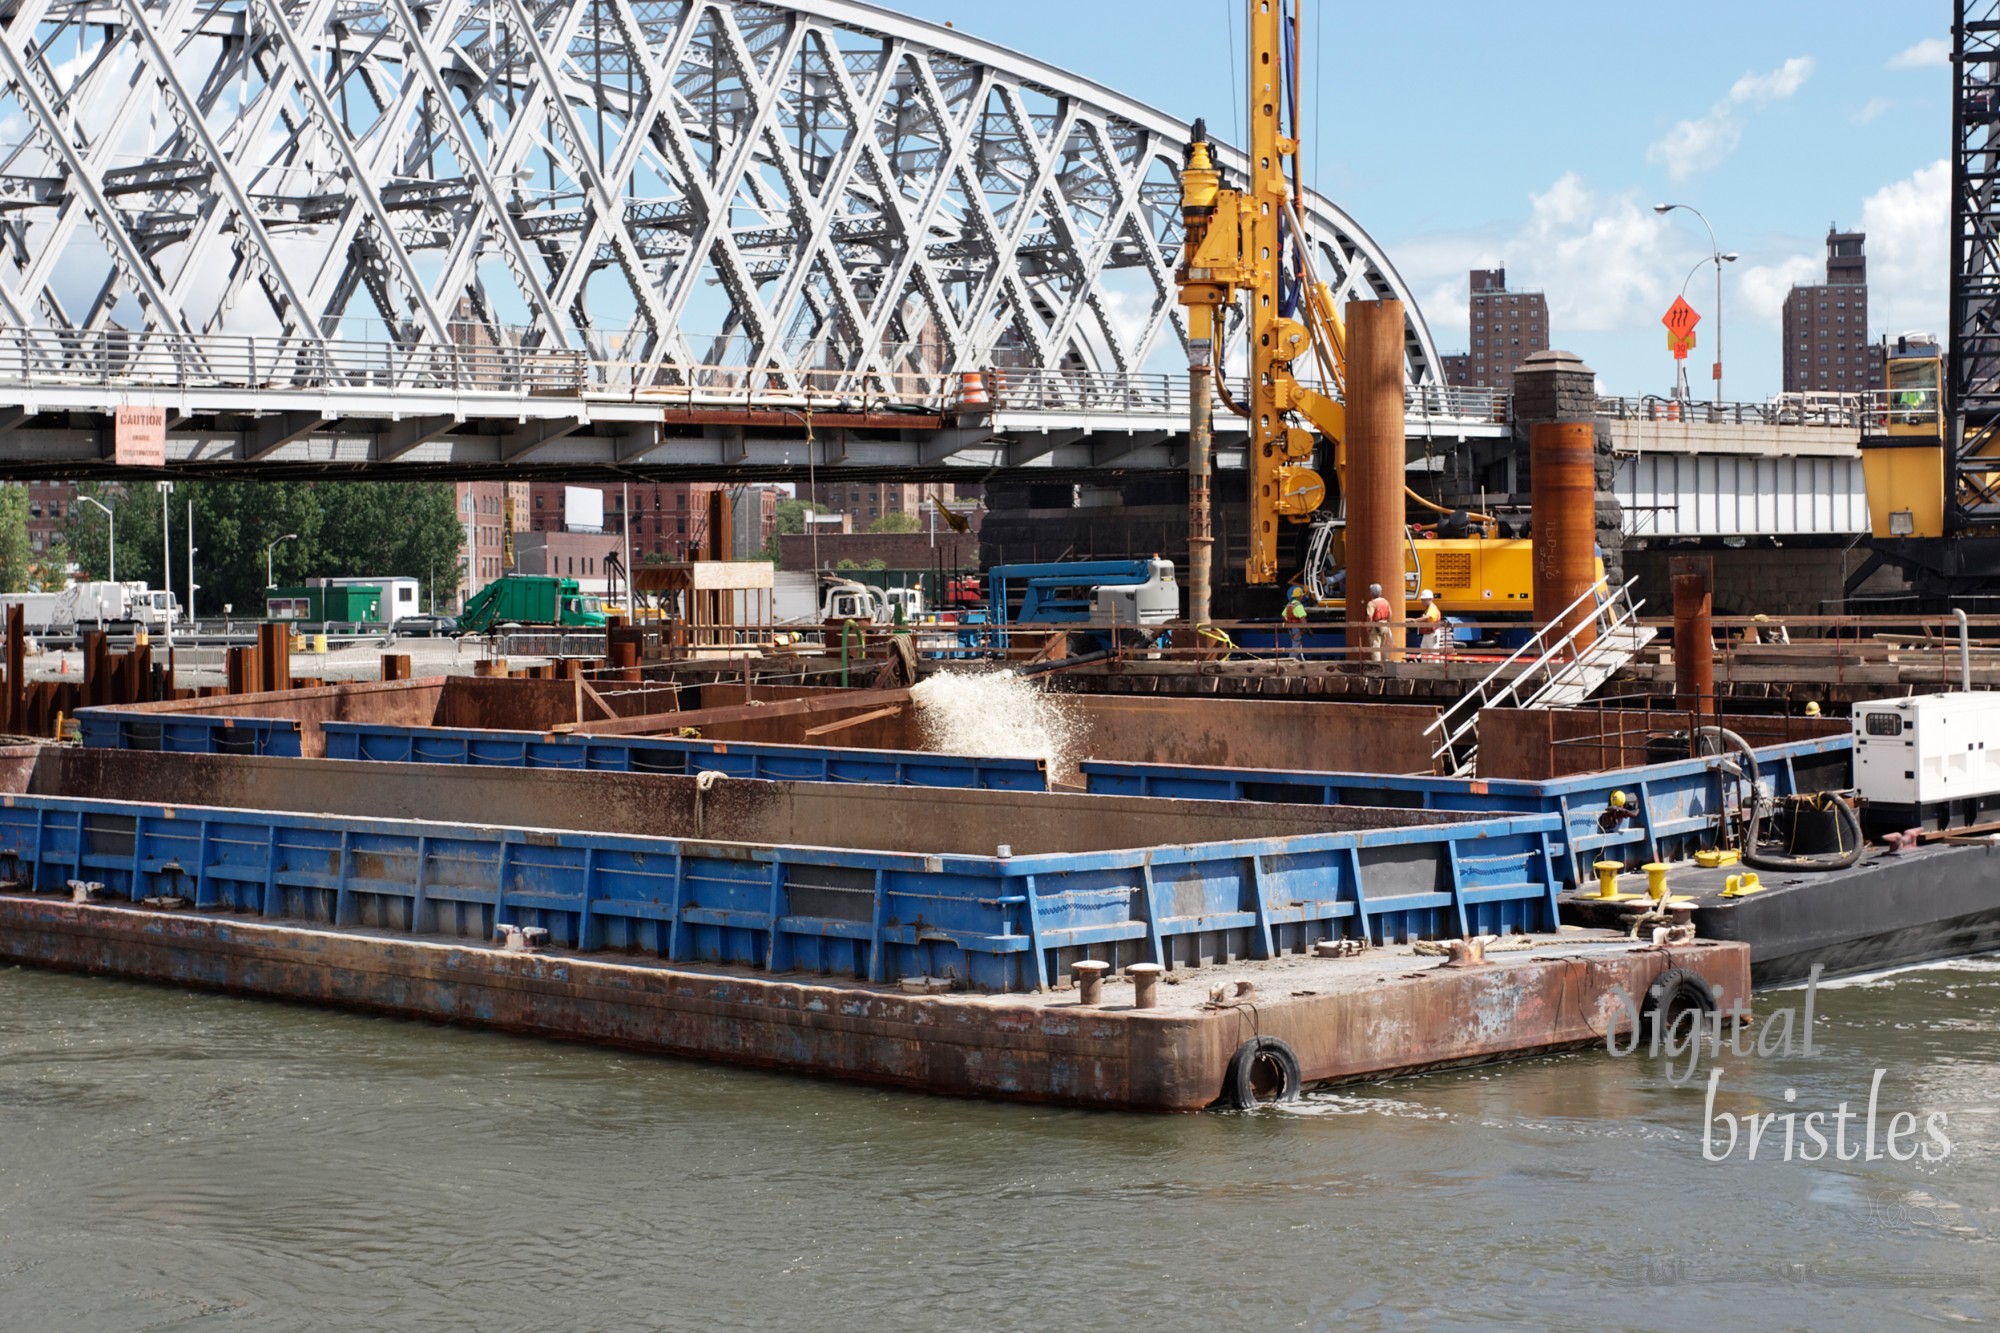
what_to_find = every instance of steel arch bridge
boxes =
[0,0,1440,397]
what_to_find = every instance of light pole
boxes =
[1655,203,1736,405]
[186,499,197,624]
[1677,252,1740,405]
[77,494,114,583]
[158,481,173,647]
[266,532,299,588]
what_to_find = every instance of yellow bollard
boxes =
[1723,871,1765,899]
[1593,860,1623,898]
[1643,861,1671,902]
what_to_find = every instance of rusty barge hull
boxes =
[0,893,1746,1111]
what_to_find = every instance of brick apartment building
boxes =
[797,480,978,531]
[1782,227,1885,396]
[23,480,74,561]
[453,481,530,609]
[527,482,780,563]
[1437,268,1550,393]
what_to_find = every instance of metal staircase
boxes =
[1425,578,1654,777]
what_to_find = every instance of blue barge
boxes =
[0,743,1746,1109]
[75,706,1852,891]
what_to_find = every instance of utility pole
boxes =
[158,481,173,647]
[186,499,197,624]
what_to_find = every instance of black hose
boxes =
[1743,791,1864,873]
[1694,725,1760,792]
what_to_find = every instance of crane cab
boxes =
[1860,342,1947,540]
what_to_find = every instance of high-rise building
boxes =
[22,481,74,560]
[798,481,964,529]
[527,482,779,562]
[1781,227,1882,395]
[453,481,530,608]
[1443,268,1550,393]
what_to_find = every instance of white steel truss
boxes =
[0,0,1441,389]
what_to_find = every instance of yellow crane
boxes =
[1176,0,1536,620]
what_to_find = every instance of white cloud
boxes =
[1854,97,1891,125]
[1519,175,1676,333]
[1889,38,1950,69]
[1862,159,1950,339]
[1647,114,1742,184]
[1647,56,1814,181]
[1731,56,1815,104]
[1734,255,1821,330]
[1393,175,1674,347]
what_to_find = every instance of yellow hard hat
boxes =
[1609,790,1628,809]
[1805,701,1821,716]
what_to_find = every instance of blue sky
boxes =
[890,0,1952,399]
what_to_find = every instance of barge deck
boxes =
[0,744,1741,1108]
[0,891,1739,1111]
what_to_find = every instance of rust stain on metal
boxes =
[0,890,1750,1112]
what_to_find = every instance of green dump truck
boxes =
[457,576,608,633]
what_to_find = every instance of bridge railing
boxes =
[979,367,1509,424]
[1595,392,1867,428]
[0,327,589,396]
[592,361,957,413]
[0,324,1519,425]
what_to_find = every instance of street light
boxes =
[1676,252,1740,406]
[266,532,299,588]
[1655,203,1737,405]
[77,494,114,583]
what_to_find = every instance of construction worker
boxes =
[1417,589,1446,656]
[1364,582,1393,663]
[1283,586,1308,659]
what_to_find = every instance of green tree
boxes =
[0,485,31,591]
[866,511,921,534]
[58,481,461,614]
[775,498,824,534]
[181,481,462,614]
[65,481,163,586]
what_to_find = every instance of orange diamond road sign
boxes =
[1663,296,1700,334]
[1663,296,1701,361]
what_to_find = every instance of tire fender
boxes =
[1639,966,1717,1044]
[1224,1036,1303,1109]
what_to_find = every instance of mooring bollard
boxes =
[1128,962,1163,1009]
[1072,959,1109,1005]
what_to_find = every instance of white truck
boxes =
[0,582,178,633]
[0,591,62,631]
[54,581,180,631]
[773,572,925,624]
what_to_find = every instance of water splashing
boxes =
[910,671,1085,785]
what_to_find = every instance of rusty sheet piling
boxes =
[1345,299,1406,661]
[1529,420,1598,650]
[1673,557,1715,712]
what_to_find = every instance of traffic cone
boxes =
[58,654,66,674]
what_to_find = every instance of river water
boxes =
[0,960,1993,1331]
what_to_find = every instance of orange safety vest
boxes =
[1366,596,1391,623]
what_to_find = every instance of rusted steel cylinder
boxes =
[1344,299,1406,662]
[1128,962,1163,1010]
[1072,959,1109,1005]
[1530,420,1598,650]
[1673,565,1714,713]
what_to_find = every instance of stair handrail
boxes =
[1514,587,1650,711]
[1426,577,1644,773]
[1424,576,1618,742]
